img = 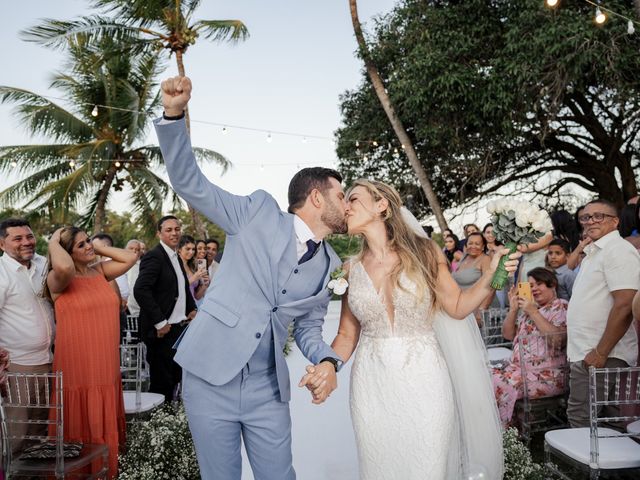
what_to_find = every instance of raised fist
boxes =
[160,76,192,117]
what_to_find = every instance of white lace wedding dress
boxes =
[348,261,503,479]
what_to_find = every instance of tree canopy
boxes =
[336,0,640,214]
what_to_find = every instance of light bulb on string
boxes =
[266,133,272,143]
[595,7,607,24]
[330,139,336,147]
[115,161,121,168]
[545,0,559,8]
[222,126,228,135]
[69,160,76,168]
[260,164,265,171]
[363,155,368,162]
[10,161,17,168]
[372,141,378,147]
[628,20,635,35]
[91,105,99,117]
[355,140,360,147]
[302,137,307,144]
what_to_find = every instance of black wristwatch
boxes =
[163,110,185,121]
[320,357,339,372]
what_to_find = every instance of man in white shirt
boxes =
[205,237,220,281]
[566,200,640,427]
[0,218,55,452]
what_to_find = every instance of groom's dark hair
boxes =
[287,167,342,213]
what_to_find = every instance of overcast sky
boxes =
[0,0,398,216]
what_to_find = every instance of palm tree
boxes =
[0,36,228,233]
[348,0,448,231]
[23,1,248,238]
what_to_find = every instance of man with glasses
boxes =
[566,199,640,427]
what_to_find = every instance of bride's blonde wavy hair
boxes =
[349,179,441,309]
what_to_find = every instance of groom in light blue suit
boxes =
[154,76,347,480]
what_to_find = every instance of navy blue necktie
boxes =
[299,239,320,265]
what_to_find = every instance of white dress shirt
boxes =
[127,261,141,316]
[567,230,640,365]
[0,253,55,365]
[154,241,187,329]
[293,215,322,261]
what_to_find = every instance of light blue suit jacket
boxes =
[155,118,342,402]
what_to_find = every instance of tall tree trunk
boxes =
[176,49,207,239]
[94,167,118,232]
[348,0,448,232]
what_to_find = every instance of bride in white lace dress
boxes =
[302,179,517,479]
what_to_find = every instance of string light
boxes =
[372,141,378,147]
[302,137,307,143]
[222,126,228,135]
[68,160,76,168]
[10,161,17,168]
[114,161,121,167]
[266,133,272,143]
[595,7,607,24]
[545,0,559,7]
[91,105,99,117]
[628,20,635,35]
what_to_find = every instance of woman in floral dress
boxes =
[492,267,568,426]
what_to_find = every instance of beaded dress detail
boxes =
[348,261,454,479]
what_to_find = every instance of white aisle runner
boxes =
[240,300,359,479]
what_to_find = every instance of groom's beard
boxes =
[321,200,348,234]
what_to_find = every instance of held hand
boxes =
[507,285,519,311]
[489,247,522,275]
[160,76,192,116]
[298,363,337,404]
[517,297,536,315]
[157,323,171,338]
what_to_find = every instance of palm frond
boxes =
[194,20,249,43]
[192,147,231,173]
[20,16,161,51]
[0,87,93,142]
[0,144,79,172]
[90,0,170,27]
[127,168,182,232]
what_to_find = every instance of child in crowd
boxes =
[547,238,576,301]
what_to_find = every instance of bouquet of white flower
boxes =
[486,199,552,289]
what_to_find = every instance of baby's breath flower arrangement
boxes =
[486,199,552,289]
[502,428,546,480]
[118,403,200,480]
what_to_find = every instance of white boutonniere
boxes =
[327,266,349,295]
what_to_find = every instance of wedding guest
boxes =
[443,234,463,271]
[620,203,640,250]
[483,223,503,256]
[551,209,580,251]
[493,267,568,427]
[195,239,207,262]
[567,199,640,428]
[205,237,220,280]
[134,216,197,402]
[46,226,136,477]
[459,223,480,252]
[0,218,54,454]
[139,241,147,257]
[178,235,209,302]
[547,238,577,300]
[452,232,496,322]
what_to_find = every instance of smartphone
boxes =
[196,259,207,271]
[517,281,533,301]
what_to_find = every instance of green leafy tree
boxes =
[0,37,228,233]
[336,0,640,213]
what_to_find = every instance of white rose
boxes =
[531,211,550,232]
[493,199,508,214]
[515,204,538,228]
[332,277,349,295]
[327,279,337,290]
[487,200,497,214]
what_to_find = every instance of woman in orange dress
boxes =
[46,226,137,478]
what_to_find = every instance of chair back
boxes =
[480,308,510,347]
[589,365,640,469]
[120,344,143,409]
[123,315,139,344]
[0,372,64,475]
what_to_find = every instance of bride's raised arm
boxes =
[434,247,519,320]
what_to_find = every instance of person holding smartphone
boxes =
[177,235,209,303]
[492,267,568,426]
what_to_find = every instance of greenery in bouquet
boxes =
[486,199,552,289]
[118,403,200,480]
[502,428,546,480]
